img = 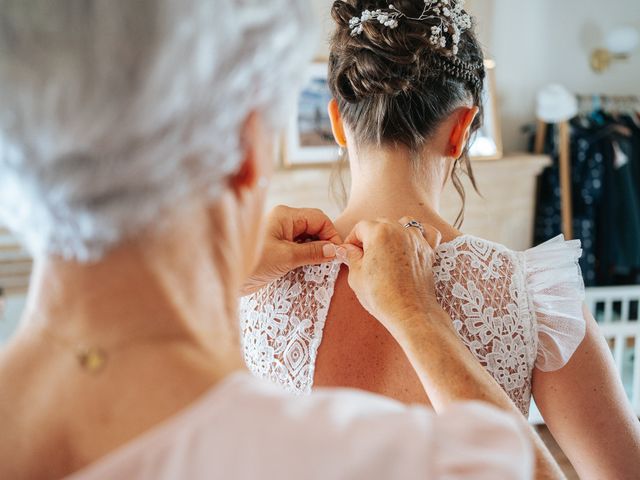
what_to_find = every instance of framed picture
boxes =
[283,62,338,168]
[282,59,503,167]
[469,60,503,161]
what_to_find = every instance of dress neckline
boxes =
[435,233,509,253]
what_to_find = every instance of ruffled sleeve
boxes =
[523,235,586,372]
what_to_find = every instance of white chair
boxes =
[586,286,640,416]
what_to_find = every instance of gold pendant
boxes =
[76,348,107,374]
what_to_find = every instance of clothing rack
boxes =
[576,94,640,116]
[534,120,573,238]
[534,94,640,241]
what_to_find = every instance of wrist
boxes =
[381,304,456,343]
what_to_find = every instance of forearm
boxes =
[391,308,565,480]
[394,309,513,409]
[533,307,640,479]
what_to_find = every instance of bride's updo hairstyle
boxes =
[328,0,485,225]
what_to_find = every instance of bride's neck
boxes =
[336,147,458,239]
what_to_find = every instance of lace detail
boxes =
[240,262,341,394]
[432,237,537,414]
[240,235,585,417]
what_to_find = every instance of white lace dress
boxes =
[240,235,586,416]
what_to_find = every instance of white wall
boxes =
[489,0,640,151]
[311,0,640,152]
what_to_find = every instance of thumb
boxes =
[342,244,364,267]
[290,241,338,268]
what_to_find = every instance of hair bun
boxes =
[330,1,426,101]
[331,48,415,101]
[330,0,484,103]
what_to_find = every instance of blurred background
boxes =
[1,2,639,476]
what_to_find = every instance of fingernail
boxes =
[323,244,337,258]
[335,246,348,263]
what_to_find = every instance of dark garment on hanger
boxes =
[622,115,640,203]
[595,131,640,285]
[615,116,640,285]
[532,122,603,286]
[532,113,640,287]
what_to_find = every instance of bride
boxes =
[241,1,640,478]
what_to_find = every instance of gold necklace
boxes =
[36,325,209,375]
[39,328,109,374]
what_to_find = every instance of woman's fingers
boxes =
[343,218,398,249]
[341,243,363,266]
[425,225,442,249]
[397,216,442,249]
[290,207,343,244]
[343,220,375,248]
[289,241,345,268]
[242,206,344,295]
[340,217,443,332]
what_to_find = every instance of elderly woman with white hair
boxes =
[0,1,553,478]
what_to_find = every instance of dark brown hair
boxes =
[328,0,486,226]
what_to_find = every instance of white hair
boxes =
[0,0,317,261]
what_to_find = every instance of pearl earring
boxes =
[338,147,345,157]
[257,177,269,190]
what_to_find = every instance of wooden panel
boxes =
[0,227,31,293]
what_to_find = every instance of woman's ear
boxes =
[448,106,479,158]
[328,99,347,147]
[230,112,270,197]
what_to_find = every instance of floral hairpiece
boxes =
[349,0,472,56]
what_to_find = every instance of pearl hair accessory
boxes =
[349,0,472,56]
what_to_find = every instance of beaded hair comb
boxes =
[349,0,472,57]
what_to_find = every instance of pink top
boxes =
[67,373,532,479]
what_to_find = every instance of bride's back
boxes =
[241,233,585,415]
[313,263,429,404]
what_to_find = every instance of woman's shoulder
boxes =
[434,234,583,280]
[432,234,518,283]
[434,234,586,372]
[521,235,586,371]
[436,234,512,256]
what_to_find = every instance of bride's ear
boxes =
[328,99,347,147]
[448,106,479,158]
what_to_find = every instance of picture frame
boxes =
[282,59,503,168]
[469,60,503,161]
[282,62,338,169]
